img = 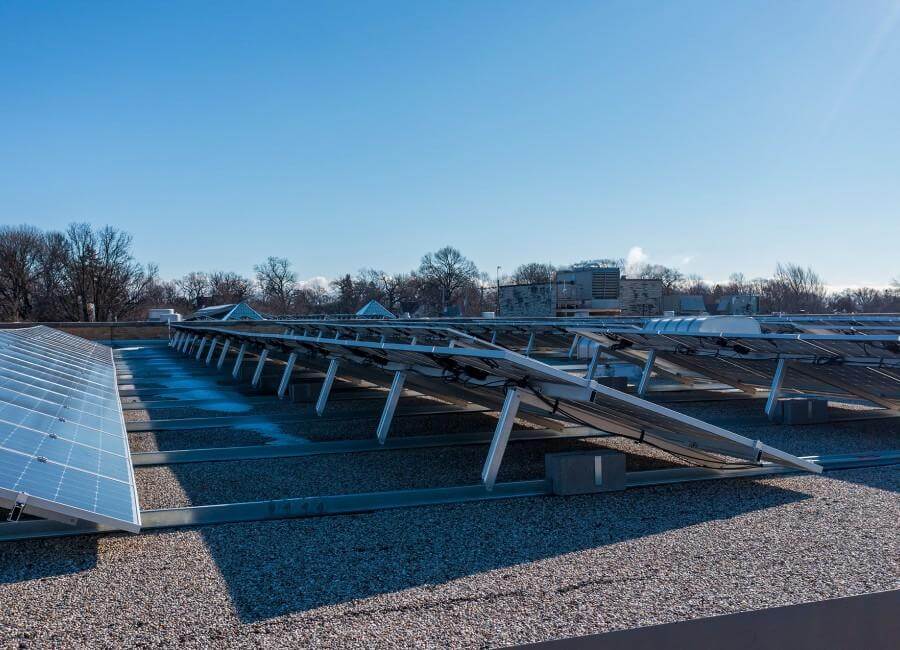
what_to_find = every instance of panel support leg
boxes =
[376,371,407,444]
[231,343,247,379]
[251,349,269,388]
[216,339,232,370]
[481,388,522,490]
[195,337,208,361]
[316,359,339,416]
[205,337,219,365]
[637,349,657,397]
[765,359,787,420]
[568,334,580,359]
[277,352,298,399]
[585,344,602,380]
[170,332,181,348]
[524,332,535,356]
[184,334,196,355]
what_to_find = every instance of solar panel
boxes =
[0,326,140,532]
[574,325,900,409]
[174,324,821,480]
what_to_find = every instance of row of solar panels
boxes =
[189,315,900,408]
[0,326,140,532]
[194,314,900,353]
[171,324,821,479]
[5,311,890,534]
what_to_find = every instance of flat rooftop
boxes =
[0,340,897,647]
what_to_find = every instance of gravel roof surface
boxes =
[1,344,896,647]
[1,467,896,648]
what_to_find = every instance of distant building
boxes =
[662,295,708,315]
[618,279,663,316]
[184,301,264,321]
[498,267,663,317]
[555,267,621,316]
[147,308,181,323]
[499,282,556,317]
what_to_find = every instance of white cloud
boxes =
[298,276,329,290]
[681,255,694,266]
[825,282,893,293]
[625,246,648,269]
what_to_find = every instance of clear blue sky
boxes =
[2,1,898,289]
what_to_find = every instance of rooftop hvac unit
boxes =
[591,268,620,300]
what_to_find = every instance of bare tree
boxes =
[631,263,685,295]
[511,262,555,285]
[59,223,157,321]
[208,271,254,303]
[418,246,479,313]
[254,256,297,314]
[680,274,710,295]
[176,272,210,307]
[31,231,71,321]
[0,225,45,320]
[828,287,899,313]
[763,263,827,313]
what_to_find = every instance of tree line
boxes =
[1,223,897,321]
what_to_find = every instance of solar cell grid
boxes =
[0,326,140,532]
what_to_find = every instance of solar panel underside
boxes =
[0,327,140,532]
[580,328,900,408]
[180,325,820,473]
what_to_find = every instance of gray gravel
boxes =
[1,467,896,648]
[134,437,671,509]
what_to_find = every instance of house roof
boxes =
[355,300,395,319]
[186,301,264,321]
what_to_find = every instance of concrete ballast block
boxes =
[773,398,829,424]
[545,450,626,495]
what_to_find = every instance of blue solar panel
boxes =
[0,327,140,532]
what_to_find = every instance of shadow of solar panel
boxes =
[0,326,140,532]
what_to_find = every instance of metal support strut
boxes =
[277,352,298,399]
[205,337,219,365]
[524,332,535,356]
[195,337,208,361]
[585,343,602,380]
[481,387,522,490]
[765,358,787,420]
[316,359,339,416]
[568,334,580,359]
[377,371,407,444]
[251,349,269,388]
[216,339,232,370]
[637,349,657,397]
[231,343,247,380]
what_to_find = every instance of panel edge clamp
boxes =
[7,493,28,522]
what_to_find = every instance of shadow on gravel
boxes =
[189,477,810,623]
[0,532,98,584]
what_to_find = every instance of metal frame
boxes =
[2,450,894,542]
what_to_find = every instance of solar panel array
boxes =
[0,326,140,532]
[575,325,900,409]
[174,323,820,474]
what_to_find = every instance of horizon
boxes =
[2,2,898,290]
